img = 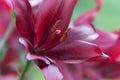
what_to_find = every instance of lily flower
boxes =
[12,0,109,80]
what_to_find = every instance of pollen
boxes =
[60,28,71,42]
[51,30,61,39]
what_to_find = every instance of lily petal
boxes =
[19,37,33,52]
[93,30,118,50]
[45,40,109,63]
[57,63,83,80]
[68,23,98,41]
[42,64,63,80]
[12,0,34,44]
[92,30,120,61]
[95,61,120,78]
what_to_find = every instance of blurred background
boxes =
[1,0,120,80]
[72,0,120,32]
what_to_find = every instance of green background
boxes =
[72,0,120,32]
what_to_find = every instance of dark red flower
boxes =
[12,0,109,79]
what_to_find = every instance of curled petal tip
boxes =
[74,0,103,26]
[26,53,50,65]
[102,53,110,59]
[19,37,27,47]
[96,0,103,10]
[96,0,103,6]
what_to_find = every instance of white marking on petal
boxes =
[77,24,95,34]
[68,22,74,28]
[26,53,50,64]
[19,37,27,47]
[102,53,110,59]
[29,0,43,7]
[109,33,118,40]
[86,33,99,40]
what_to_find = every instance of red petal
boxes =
[93,30,118,50]
[92,30,120,61]
[57,63,83,80]
[104,40,120,61]
[12,0,34,44]
[74,0,103,26]
[45,40,109,63]
[95,61,120,78]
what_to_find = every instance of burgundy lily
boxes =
[12,0,109,79]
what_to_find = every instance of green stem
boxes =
[19,61,31,80]
[0,11,16,53]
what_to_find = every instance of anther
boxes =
[60,28,71,42]
[51,20,61,32]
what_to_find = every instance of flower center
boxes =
[50,20,71,42]
[35,47,45,53]
[34,20,70,53]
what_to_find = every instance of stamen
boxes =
[60,28,71,42]
[51,20,61,32]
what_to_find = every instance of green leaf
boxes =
[28,63,45,80]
